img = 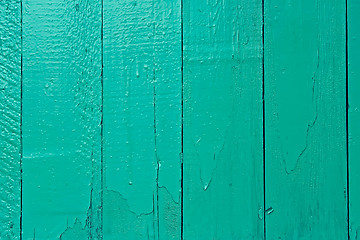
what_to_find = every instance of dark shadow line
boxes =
[262,0,266,239]
[20,0,23,238]
[100,0,104,238]
[180,0,184,239]
[153,84,160,240]
[151,4,159,238]
[346,0,350,239]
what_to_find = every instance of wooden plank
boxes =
[0,0,21,239]
[22,0,102,238]
[183,0,264,239]
[349,0,360,238]
[103,1,156,238]
[153,1,182,239]
[264,0,347,239]
[103,0,181,239]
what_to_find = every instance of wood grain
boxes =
[0,0,21,239]
[264,0,347,239]
[22,0,102,238]
[103,0,181,239]
[0,0,355,239]
[183,0,264,239]
[153,1,182,239]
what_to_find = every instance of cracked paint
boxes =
[0,0,352,239]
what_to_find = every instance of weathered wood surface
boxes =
[0,0,355,239]
[22,0,102,238]
[264,0,347,239]
[183,0,264,239]
[0,0,21,239]
[103,0,181,239]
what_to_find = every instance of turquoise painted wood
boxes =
[349,0,360,239]
[264,0,347,239]
[0,0,356,239]
[183,0,264,239]
[152,2,182,239]
[22,0,102,239]
[103,0,181,239]
[0,0,21,239]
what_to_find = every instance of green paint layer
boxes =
[264,0,347,239]
[103,0,181,239]
[183,0,264,239]
[349,0,360,239]
[0,0,21,239]
[22,0,102,238]
[0,0,355,239]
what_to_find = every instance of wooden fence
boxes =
[0,0,358,239]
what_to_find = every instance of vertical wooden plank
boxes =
[264,0,347,239]
[153,1,182,239]
[22,0,102,238]
[183,0,264,239]
[349,0,360,238]
[103,1,156,238]
[103,0,181,239]
[0,0,21,239]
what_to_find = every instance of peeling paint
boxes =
[103,189,155,239]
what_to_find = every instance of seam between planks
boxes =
[180,0,184,238]
[151,3,160,236]
[346,0,349,238]
[100,0,104,237]
[20,0,23,238]
[153,81,160,240]
[262,0,266,239]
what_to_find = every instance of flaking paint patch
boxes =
[58,187,180,239]
[59,219,87,240]
[59,190,101,240]
[158,186,180,240]
[103,189,155,239]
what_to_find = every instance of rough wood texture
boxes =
[153,1,182,239]
[0,0,21,239]
[22,0,102,238]
[103,0,181,239]
[264,0,347,239]
[349,0,360,239]
[183,0,264,239]
[0,0,356,239]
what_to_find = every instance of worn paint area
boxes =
[22,0,102,238]
[103,0,181,238]
[183,0,264,239]
[265,0,347,239]
[0,0,356,239]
